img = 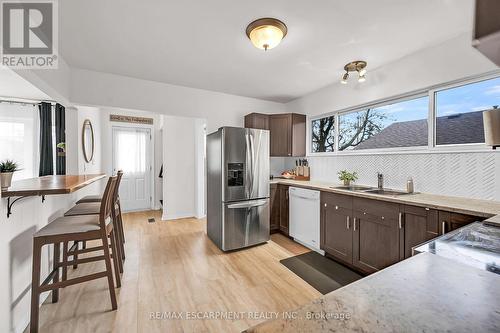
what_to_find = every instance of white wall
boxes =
[0,104,105,333]
[282,33,500,201]
[70,68,286,133]
[162,115,204,220]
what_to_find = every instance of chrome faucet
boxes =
[377,172,384,189]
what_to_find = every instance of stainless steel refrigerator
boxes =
[207,127,270,251]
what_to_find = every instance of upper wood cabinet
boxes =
[473,0,500,66]
[244,113,269,130]
[270,113,306,157]
[245,112,306,157]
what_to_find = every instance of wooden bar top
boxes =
[1,174,106,197]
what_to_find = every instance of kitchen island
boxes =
[245,252,500,333]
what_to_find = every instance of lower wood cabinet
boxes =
[401,205,439,259]
[270,184,280,232]
[320,191,485,275]
[352,199,401,273]
[279,185,290,236]
[269,184,290,236]
[321,193,353,264]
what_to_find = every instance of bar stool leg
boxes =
[110,230,121,288]
[73,241,79,269]
[62,241,68,282]
[52,242,60,303]
[101,234,118,310]
[113,227,124,273]
[30,238,42,333]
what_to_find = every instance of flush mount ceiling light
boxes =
[246,18,287,51]
[341,60,367,84]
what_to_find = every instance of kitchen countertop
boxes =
[244,253,500,333]
[270,179,500,218]
[414,221,500,274]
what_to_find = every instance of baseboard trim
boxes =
[161,212,195,221]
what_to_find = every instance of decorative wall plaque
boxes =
[110,114,153,125]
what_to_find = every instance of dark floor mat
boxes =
[280,252,363,294]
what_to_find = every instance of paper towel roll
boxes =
[483,108,500,148]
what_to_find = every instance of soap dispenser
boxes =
[406,177,414,194]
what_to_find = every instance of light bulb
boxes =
[341,72,349,84]
[358,68,367,76]
[358,74,366,83]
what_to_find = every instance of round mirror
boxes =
[82,119,94,163]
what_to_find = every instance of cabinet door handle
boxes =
[346,216,350,230]
[353,218,357,231]
[441,221,446,235]
[398,212,403,229]
[324,203,327,207]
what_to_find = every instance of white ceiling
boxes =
[0,66,51,100]
[59,0,474,103]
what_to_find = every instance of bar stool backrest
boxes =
[113,170,124,205]
[99,175,118,229]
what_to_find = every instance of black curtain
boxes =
[55,103,66,175]
[38,102,53,176]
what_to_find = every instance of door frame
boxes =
[111,124,155,212]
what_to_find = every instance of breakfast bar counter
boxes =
[1,174,106,217]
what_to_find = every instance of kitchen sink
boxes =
[332,185,375,191]
[364,189,410,196]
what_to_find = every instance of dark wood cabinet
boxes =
[473,0,500,66]
[270,184,280,232]
[245,112,306,157]
[321,192,353,265]
[438,211,485,235]
[244,113,269,130]
[279,185,290,235]
[401,205,439,259]
[352,198,401,273]
[269,113,306,157]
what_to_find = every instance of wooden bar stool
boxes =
[76,171,126,246]
[66,171,126,273]
[30,175,120,333]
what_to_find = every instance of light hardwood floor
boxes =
[34,210,320,333]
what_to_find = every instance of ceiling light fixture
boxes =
[246,18,287,51]
[341,60,367,84]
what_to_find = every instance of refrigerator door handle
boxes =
[227,200,268,209]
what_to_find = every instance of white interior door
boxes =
[112,126,152,211]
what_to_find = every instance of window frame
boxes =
[308,71,500,156]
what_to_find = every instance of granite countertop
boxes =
[270,179,500,218]
[414,221,500,274]
[245,253,500,333]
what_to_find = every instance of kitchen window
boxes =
[311,116,335,153]
[309,73,500,154]
[339,96,429,151]
[435,76,500,146]
[0,103,38,181]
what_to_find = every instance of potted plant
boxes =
[0,160,19,190]
[338,170,358,186]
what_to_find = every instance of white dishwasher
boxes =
[289,187,324,254]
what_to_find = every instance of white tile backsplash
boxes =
[271,152,500,201]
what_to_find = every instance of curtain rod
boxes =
[0,96,57,106]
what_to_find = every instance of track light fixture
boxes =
[341,61,367,84]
